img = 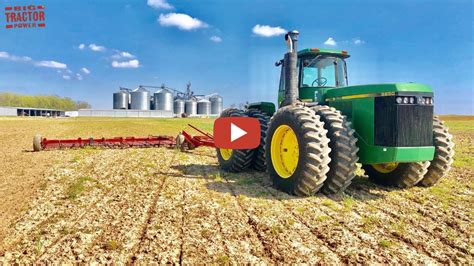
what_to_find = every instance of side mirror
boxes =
[275,60,283,67]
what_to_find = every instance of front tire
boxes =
[419,116,455,186]
[265,105,331,196]
[216,108,254,172]
[363,161,430,188]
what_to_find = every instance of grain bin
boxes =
[113,89,129,109]
[210,95,223,114]
[174,98,185,115]
[197,98,211,115]
[185,98,197,116]
[130,87,150,110]
[154,88,173,111]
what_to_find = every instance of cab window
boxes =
[300,56,347,87]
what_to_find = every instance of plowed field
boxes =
[0,116,472,263]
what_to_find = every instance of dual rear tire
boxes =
[215,108,255,172]
[265,105,360,196]
[215,108,270,172]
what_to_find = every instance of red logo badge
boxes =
[214,117,260,149]
[4,5,46,29]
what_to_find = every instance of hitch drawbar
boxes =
[33,124,215,152]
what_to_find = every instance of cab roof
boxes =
[298,48,350,59]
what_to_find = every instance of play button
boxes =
[231,123,247,142]
[214,117,260,149]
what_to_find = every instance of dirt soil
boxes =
[0,117,472,263]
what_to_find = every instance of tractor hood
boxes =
[325,83,433,100]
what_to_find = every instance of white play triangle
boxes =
[230,123,247,142]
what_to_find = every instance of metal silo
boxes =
[113,89,129,109]
[197,99,211,115]
[210,95,223,114]
[154,89,173,111]
[174,98,185,115]
[130,87,150,110]
[185,98,197,116]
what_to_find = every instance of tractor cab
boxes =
[278,48,350,105]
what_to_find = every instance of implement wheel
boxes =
[33,134,42,152]
[419,116,455,186]
[363,161,430,188]
[265,105,331,196]
[216,108,254,172]
[246,109,270,171]
[311,106,359,194]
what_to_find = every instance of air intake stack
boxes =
[281,30,299,106]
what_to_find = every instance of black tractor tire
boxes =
[363,161,430,188]
[33,134,42,152]
[265,105,331,196]
[246,109,270,171]
[216,108,255,172]
[419,116,455,186]
[311,105,359,194]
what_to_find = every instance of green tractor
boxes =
[216,30,455,196]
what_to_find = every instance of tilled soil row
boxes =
[344,186,473,262]
[352,176,472,228]
[349,175,472,244]
[257,183,437,263]
[218,173,342,263]
[1,148,175,263]
[133,150,271,264]
[228,171,442,264]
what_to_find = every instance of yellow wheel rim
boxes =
[220,148,233,160]
[271,125,299,178]
[372,162,399,173]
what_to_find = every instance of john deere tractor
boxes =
[216,30,454,196]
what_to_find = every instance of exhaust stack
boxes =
[282,30,299,106]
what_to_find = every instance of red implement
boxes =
[33,124,215,152]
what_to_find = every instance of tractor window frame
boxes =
[298,55,348,88]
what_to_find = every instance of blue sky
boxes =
[0,0,472,114]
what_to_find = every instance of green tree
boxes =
[0,92,91,111]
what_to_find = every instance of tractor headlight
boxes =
[403,97,409,104]
[425,97,433,105]
[418,97,425,105]
[409,97,415,104]
[396,97,403,104]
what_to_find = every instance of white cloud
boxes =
[252,24,286,37]
[120,51,134,58]
[62,75,71,80]
[324,37,337,46]
[78,44,85,50]
[111,51,135,60]
[353,38,365,45]
[35,60,68,69]
[210,36,222,43]
[89,43,106,52]
[0,51,32,62]
[147,0,173,9]
[76,73,83,80]
[158,13,208,31]
[81,67,91,74]
[111,59,140,68]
